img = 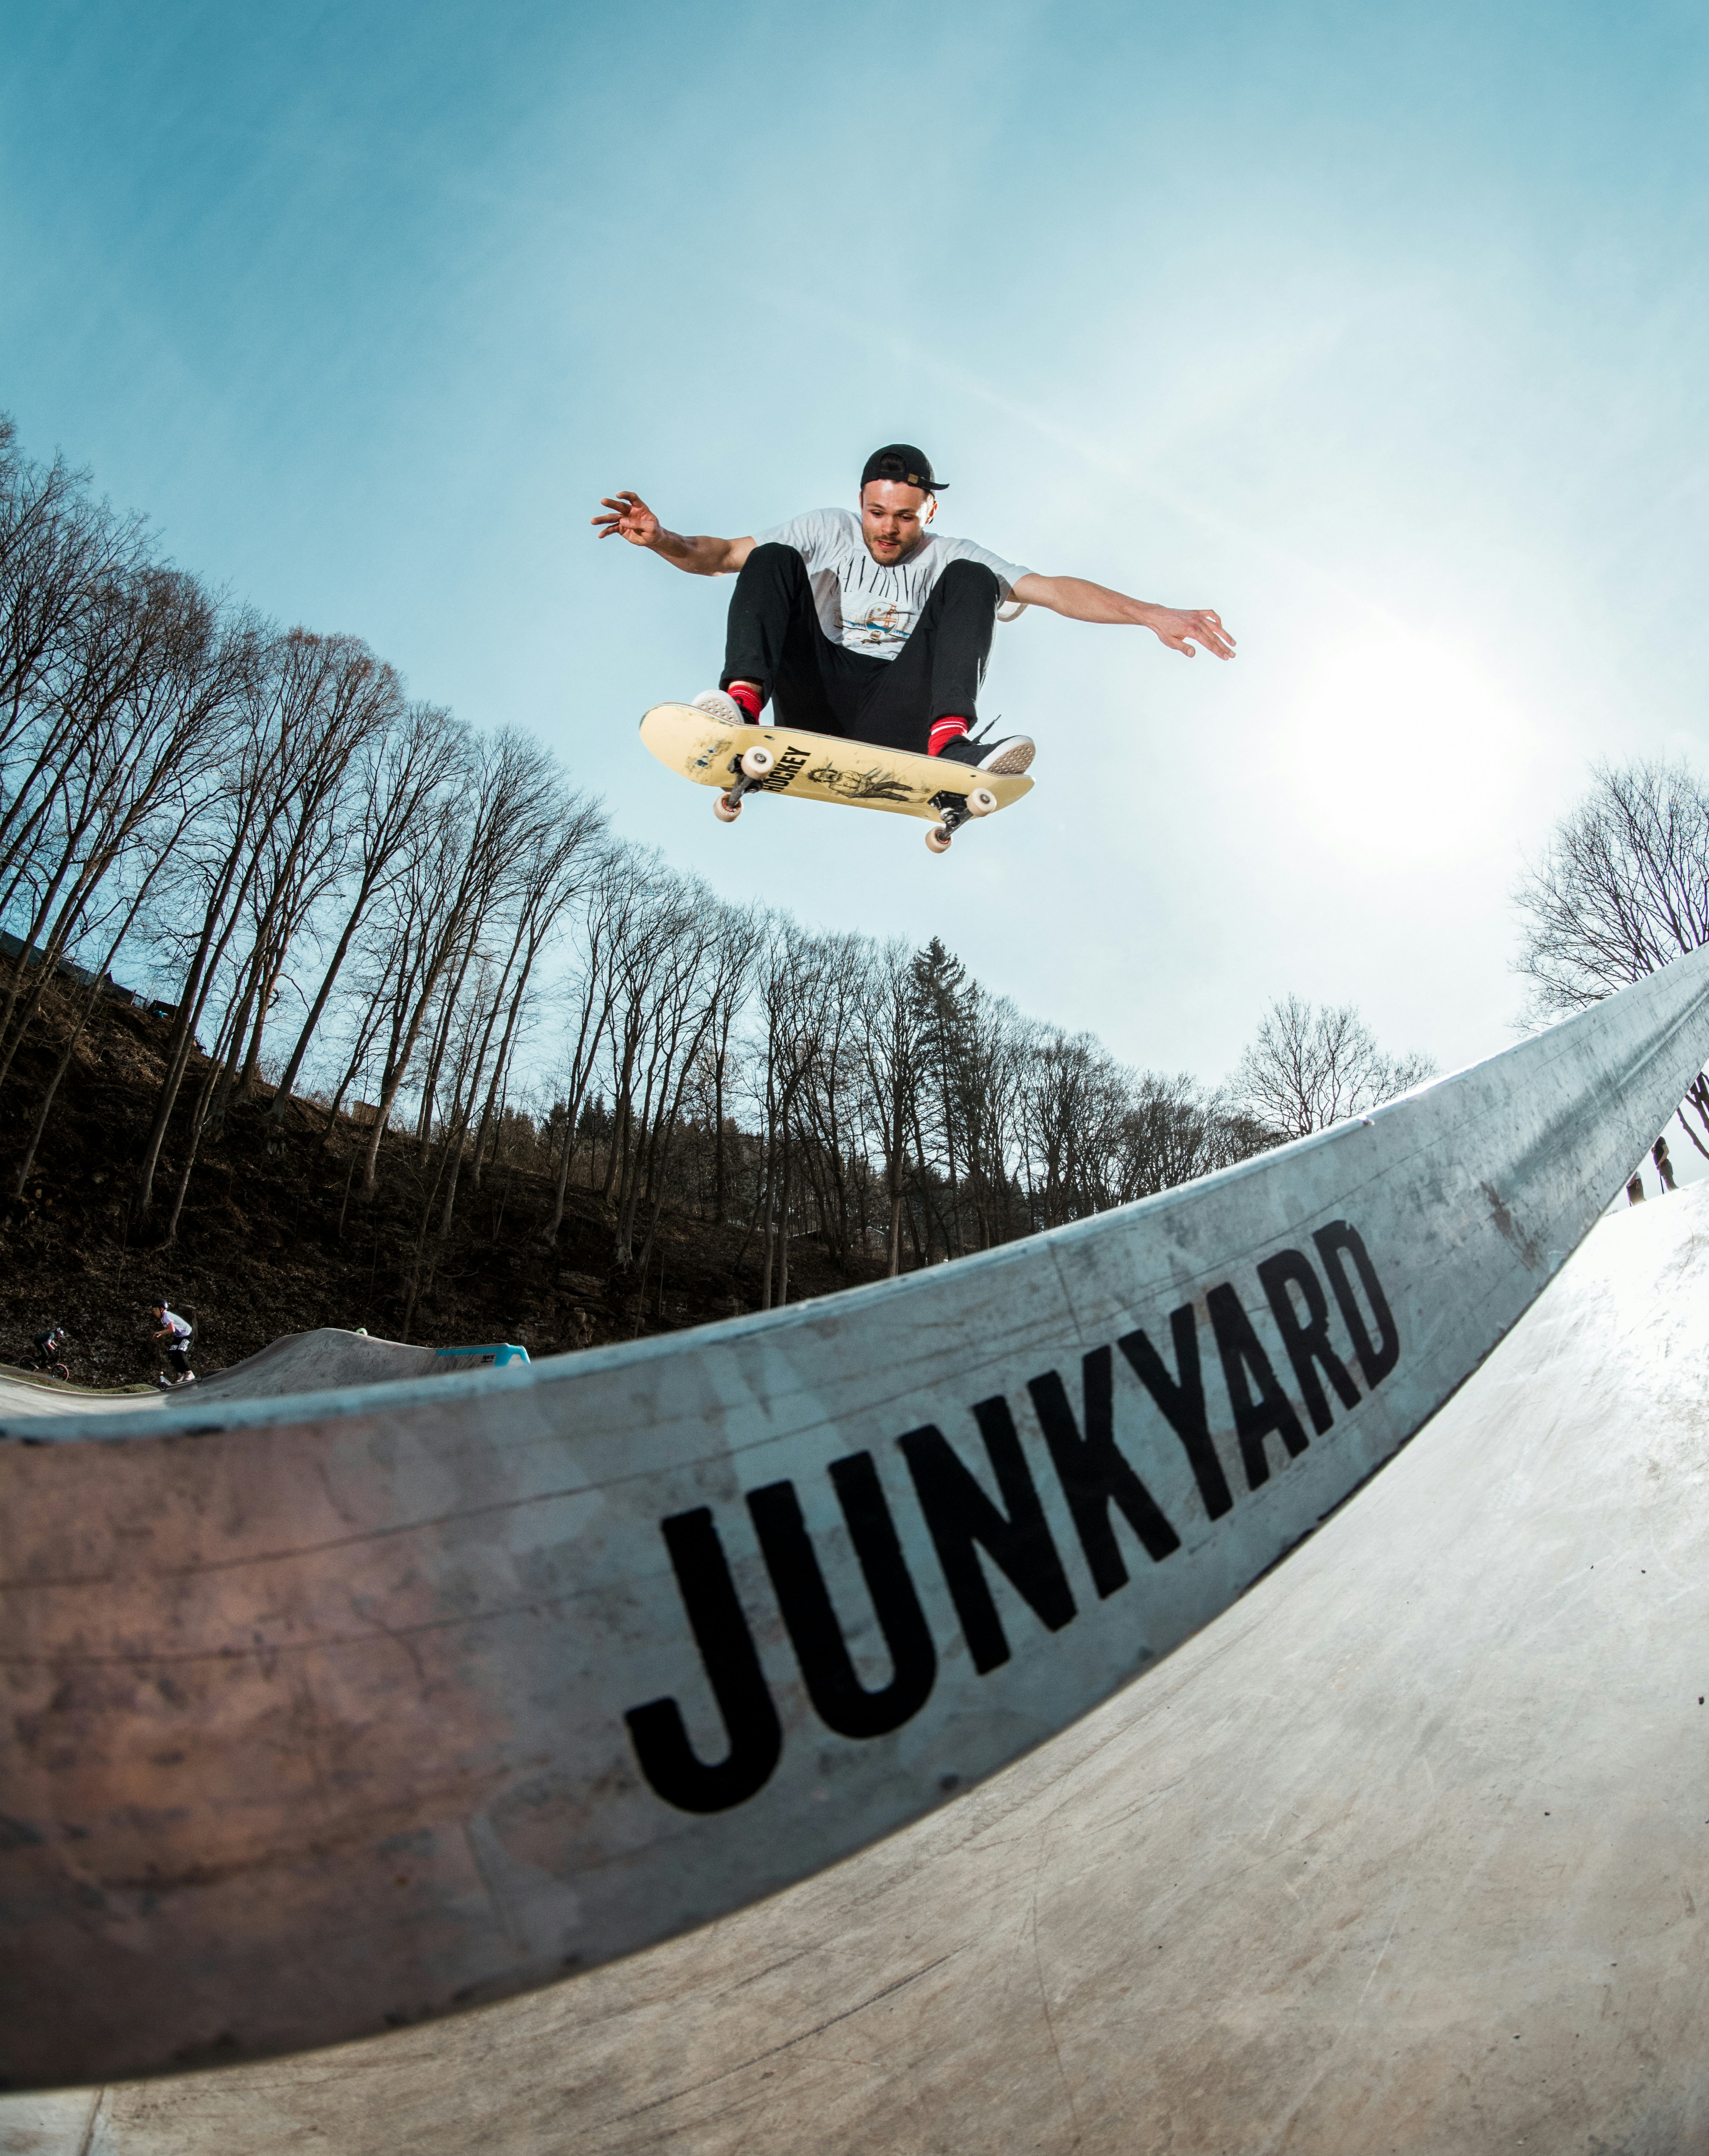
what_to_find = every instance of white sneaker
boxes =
[690,689,746,727]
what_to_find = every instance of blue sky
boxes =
[4,0,1709,1101]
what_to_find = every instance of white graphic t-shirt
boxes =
[753,507,1030,660]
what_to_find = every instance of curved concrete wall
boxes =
[0,1332,527,1422]
[3,951,1708,2088]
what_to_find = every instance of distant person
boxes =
[25,1324,68,1375]
[1627,1173,1646,1206]
[593,444,1235,772]
[150,1300,195,1387]
[1653,1135,1677,1193]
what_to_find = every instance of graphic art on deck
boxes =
[638,703,1032,854]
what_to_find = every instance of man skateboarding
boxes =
[593,443,1235,774]
[150,1299,195,1387]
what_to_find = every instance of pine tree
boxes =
[908,938,978,1258]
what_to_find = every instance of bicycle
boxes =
[23,1329,71,1382]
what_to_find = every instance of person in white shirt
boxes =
[150,1299,195,1386]
[594,443,1234,773]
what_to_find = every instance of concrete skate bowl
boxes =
[5,952,1709,2154]
[0,1329,446,1420]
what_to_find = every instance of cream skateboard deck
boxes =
[640,703,1033,854]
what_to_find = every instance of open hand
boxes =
[1146,606,1236,660]
[592,491,661,547]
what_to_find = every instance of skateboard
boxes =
[639,703,1033,854]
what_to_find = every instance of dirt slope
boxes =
[0,981,878,1388]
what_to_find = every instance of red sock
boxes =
[728,681,763,722]
[928,716,970,756]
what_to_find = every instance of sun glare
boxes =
[1276,629,1527,867]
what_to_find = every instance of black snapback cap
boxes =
[860,443,947,493]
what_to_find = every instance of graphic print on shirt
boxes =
[850,606,906,649]
[844,552,940,650]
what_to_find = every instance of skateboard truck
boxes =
[925,785,999,854]
[713,743,776,822]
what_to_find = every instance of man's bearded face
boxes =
[860,480,932,565]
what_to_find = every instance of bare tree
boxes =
[1515,758,1709,1010]
[435,785,608,1235]
[625,920,749,1299]
[1515,755,1709,1154]
[594,868,691,1220]
[209,632,403,1124]
[0,570,249,1099]
[0,422,148,887]
[945,985,1027,1250]
[135,627,403,1232]
[465,790,607,1191]
[598,874,734,1273]
[1231,993,1436,1141]
[353,730,558,1196]
[1017,1026,1129,1225]
[7,800,200,1196]
[1113,1072,1266,1198]
[265,699,458,1120]
[746,920,825,1307]
[131,627,310,1219]
[854,939,923,1277]
[790,932,870,1272]
[543,846,647,1245]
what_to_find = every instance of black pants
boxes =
[167,1343,191,1377]
[721,543,998,754]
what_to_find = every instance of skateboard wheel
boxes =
[740,744,775,780]
[714,793,742,823]
[925,825,952,853]
[966,786,998,818]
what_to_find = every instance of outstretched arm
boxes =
[1010,573,1235,659]
[592,491,755,577]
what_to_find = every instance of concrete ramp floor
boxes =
[9,1185,1708,2154]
